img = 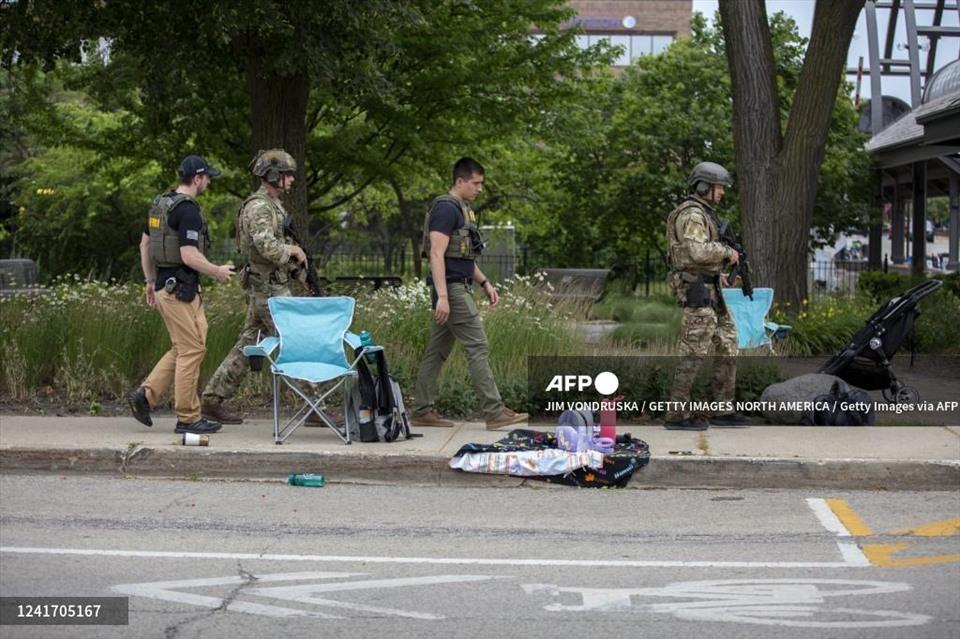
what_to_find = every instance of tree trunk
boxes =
[720,0,863,309]
[245,59,310,248]
[389,176,427,280]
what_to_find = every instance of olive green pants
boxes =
[413,282,503,420]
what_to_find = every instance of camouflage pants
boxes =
[667,306,739,421]
[202,275,291,403]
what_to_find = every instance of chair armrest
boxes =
[243,336,279,359]
[765,322,792,340]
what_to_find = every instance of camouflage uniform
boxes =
[666,195,739,422]
[202,186,292,403]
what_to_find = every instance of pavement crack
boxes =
[162,562,259,639]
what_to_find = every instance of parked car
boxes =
[905,220,935,242]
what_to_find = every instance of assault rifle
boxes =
[282,216,323,297]
[718,219,753,300]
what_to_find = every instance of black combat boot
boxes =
[663,417,710,431]
[127,387,152,427]
[710,413,751,427]
[175,418,223,434]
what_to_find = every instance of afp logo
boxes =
[545,371,619,394]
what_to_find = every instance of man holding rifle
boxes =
[664,161,750,431]
[201,148,307,425]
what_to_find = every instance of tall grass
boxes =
[0,274,581,417]
[354,275,581,415]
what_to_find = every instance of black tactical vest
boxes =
[147,193,208,268]
[421,195,483,261]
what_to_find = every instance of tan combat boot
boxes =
[485,407,529,431]
[201,399,244,425]
[410,410,455,428]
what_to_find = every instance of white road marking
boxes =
[113,572,362,619]
[807,497,873,566]
[113,571,501,620]
[246,575,500,620]
[522,579,931,628]
[837,542,872,567]
[807,498,853,536]
[0,546,865,569]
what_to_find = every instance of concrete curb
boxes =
[2,446,958,490]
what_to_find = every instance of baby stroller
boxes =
[818,279,942,403]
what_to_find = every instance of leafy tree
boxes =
[2,0,603,249]
[6,68,239,277]
[718,0,865,308]
[521,11,870,288]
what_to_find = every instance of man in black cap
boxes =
[127,155,235,435]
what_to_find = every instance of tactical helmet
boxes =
[251,149,297,184]
[687,161,732,191]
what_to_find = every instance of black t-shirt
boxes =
[428,199,474,281]
[143,193,203,291]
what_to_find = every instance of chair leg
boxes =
[272,374,281,445]
[343,377,352,445]
[276,376,351,445]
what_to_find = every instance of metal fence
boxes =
[808,259,869,297]
[207,242,878,298]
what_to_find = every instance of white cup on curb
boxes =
[181,433,209,446]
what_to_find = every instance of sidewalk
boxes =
[0,415,958,490]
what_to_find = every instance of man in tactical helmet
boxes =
[664,161,750,431]
[127,155,235,435]
[200,149,308,424]
[410,157,529,431]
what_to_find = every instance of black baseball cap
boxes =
[178,155,221,178]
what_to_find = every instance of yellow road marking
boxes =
[890,518,960,538]
[825,498,873,536]
[823,499,960,567]
[862,543,960,567]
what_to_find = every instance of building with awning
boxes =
[857,0,960,274]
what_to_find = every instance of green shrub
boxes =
[857,270,914,303]
[774,296,874,356]
[774,286,960,356]
[942,272,960,300]
[913,289,960,353]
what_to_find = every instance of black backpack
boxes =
[348,346,416,442]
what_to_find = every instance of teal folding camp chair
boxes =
[721,287,791,352]
[242,296,378,445]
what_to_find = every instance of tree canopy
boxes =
[1,3,872,293]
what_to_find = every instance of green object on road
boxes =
[287,473,325,487]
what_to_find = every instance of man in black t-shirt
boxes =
[127,155,235,435]
[410,157,529,431]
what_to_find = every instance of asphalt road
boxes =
[1,476,957,638]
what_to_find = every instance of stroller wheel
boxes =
[894,386,919,404]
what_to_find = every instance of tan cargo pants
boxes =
[141,289,208,423]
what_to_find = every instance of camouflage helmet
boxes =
[687,161,732,191]
[250,148,297,184]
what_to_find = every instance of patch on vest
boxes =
[148,216,161,229]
